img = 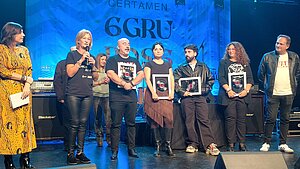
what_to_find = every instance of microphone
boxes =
[84,46,90,52]
[84,45,90,65]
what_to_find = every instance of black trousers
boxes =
[66,95,93,153]
[56,101,70,148]
[224,98,247,145]
[110,101,137,152]
[181,96,215,148]
[264,95,293,145]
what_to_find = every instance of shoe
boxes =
[227,144,234,152]
[186,145,198,153]
[128,149,139,158]
[205,143,220,156]
[154,141,161,157]
[96,137,103,147]
[278,144,294,154]
[76,153,91,164]
[67,153,78,165]
[4,155,16,169]
[111,151,118,160]
[239,143,247,151]
[165,141,175,157]
[20,153,35,169]
[260,143,270,152]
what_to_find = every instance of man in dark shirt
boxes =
[105,38,144,160]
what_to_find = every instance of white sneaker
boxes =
[278,144,294,154]
[186,145,198,153]
[260,143,270,152]
[205,143,220,156]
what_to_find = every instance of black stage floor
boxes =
[0,134,299,169]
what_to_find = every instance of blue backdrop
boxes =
[26,0,230,95]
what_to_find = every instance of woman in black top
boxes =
[65,29,98,165]
[218,42,254,152]
[144,42,175,157]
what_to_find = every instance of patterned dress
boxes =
[0,44,37,155]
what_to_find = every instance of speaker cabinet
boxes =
[246,94,264,134]
[214,152,287,169]
[48,163,96,169]
[32,93,64,140]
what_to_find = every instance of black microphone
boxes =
[84,46,90,65]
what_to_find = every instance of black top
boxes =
[65,50,95,97]
[53,59,67,101]
[105,54,142,102]
[145,59,171,77]
[218,59,254,105]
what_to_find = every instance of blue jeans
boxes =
[66,95,93,153]
[264,95,293,145]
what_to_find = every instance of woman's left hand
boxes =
[21,83,31,99]
[238,90,248,98]
[88,57,96,65]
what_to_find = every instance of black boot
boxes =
[165,128,175,157]
[4,155,16,169]
[153,128,161,157]
[20,153,35,169]
[165,141,175,157]
[154,141,161,157]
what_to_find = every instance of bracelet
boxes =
[245,89,250,93]
[21,75,27,82]
[130,81,135,86]
[76,61,82,67]
[226,88,231,93]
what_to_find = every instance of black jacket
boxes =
[174,60,214,98]
[257,50,300,97]
[53,60,67,101]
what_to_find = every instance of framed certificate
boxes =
[228,72,246,93]
[178,77,201,95]
[117,62,136,89]
[152,74,171,99]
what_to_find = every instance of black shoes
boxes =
[154,141,161,157]
[128,149,139,158]
[239,143,247,151]
[67,153,78,165]
[111,151,118,161]
[4,155,16,169]
[227,144,234,152]
[165,141,175,157]
[67,152,91,165]
[76,153,91,164]
[20,153,35,169]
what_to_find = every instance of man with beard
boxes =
[174,44,220,156]
[105,38,144,160]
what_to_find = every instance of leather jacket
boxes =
[257,50,300,96]
[174,60,214,97]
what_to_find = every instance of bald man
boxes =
[105,38,144,160]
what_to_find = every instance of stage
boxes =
[0,134,299,169]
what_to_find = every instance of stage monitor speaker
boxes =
[48,163,96,169]
[214,152,287,169]
[246,94,264,134]
[295,157,300,169]
[32,94,64,140]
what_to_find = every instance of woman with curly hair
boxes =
[218,42,254,152]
